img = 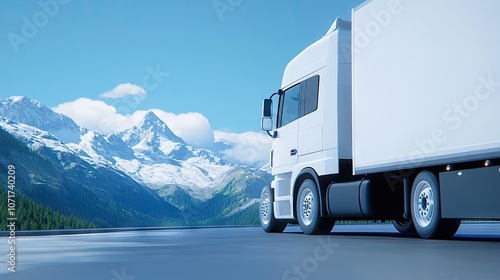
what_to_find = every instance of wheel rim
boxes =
[299,187,315,226]
[260,192,271,225]
[413,180,435,228]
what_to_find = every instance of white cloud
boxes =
[53,98,131,134]
[99,83,146,100]
[214,131,272,167]
[150,109,214,148]
[52,98,214,148]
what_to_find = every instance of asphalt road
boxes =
[1,223,499,280]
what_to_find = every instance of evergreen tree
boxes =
[0,186,96,230]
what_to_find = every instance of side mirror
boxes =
[261,99,273,131]
[261,117,273,131]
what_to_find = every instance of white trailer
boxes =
[259,0,500,239]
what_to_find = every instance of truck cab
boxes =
[260,18,356,234]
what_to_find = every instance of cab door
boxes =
[271,83,300,175]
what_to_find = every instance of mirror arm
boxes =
[269,90,281,100]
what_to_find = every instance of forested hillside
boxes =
[0,186,96,230]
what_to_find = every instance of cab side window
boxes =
[301,75,319,116]
[278,75,319,128]
[279,84,300,127]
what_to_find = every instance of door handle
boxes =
[290,149,297,156]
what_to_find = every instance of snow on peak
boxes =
[138,111,184,143]
[140,111,164,127]
[8,96,26,103]
[0,96,82,144]
[119,111,185,151]
[2,96,45,109]
[0,117,74,159]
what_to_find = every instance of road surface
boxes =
[1,223,499,280]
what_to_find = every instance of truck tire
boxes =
[391,219,416,234]
[260,185,287,233]
[411,171,461,239]
[296,179,335,235]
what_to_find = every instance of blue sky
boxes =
[1,0,365,158]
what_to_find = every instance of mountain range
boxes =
[0,96,271,227]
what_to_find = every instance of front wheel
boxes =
[296,179,335,235]
[411,171,461,239]
[260,185,287,233]
[391,218,416,234]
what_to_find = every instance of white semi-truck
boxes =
[259,0,500,239]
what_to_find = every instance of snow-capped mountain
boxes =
[0,118,179,226]
[74,131,136,163]
[0,96,269,226]
[0,96,83,144]
[121,111,185,148]
[3,97,235,197]
[69,110,234,199]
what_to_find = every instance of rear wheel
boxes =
[411,171,461,239]
[296,179,335,235]
[260,185,287,233]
